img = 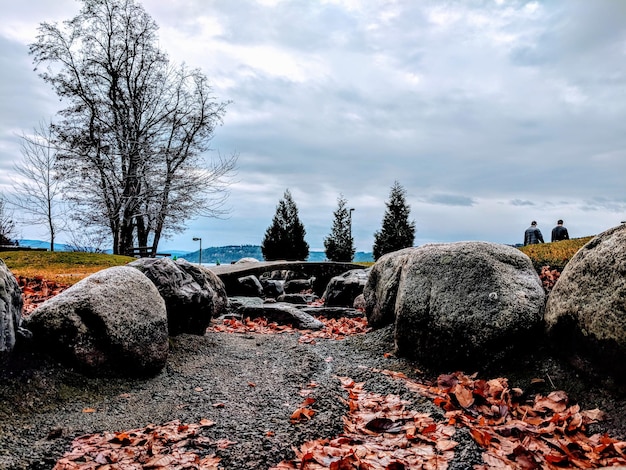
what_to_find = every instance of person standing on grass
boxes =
[551,219,570,242]
[524,221,544,245]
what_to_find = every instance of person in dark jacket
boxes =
[551,219,570,242]
[524,221,544,245]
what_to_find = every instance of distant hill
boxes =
[181,245,374,264]
[14,240,373,263]
[16,239,73,252]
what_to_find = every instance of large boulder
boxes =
[23,266,168,376]
[545,224,626,377]
[0,258,23,363]
[364,242,545,369]
[322,268,369,307]
[129,257,227,335]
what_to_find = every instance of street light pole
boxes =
[349,208,355,259]
[193,237,202,265]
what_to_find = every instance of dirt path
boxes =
[1,324,626,469]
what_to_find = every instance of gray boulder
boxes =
[284,279,312,294]
[236,275,265,297]
[545,224,626,377]
[260,279,284,298]
[23,266,168,376]
[234,302,324,330]
[353,293,366,311]
[129,258,227,335]
[0,258,23,362]
[299,306,364,319]
[322,268,369,307]
[277,293,319,304]
[364,242,545,369]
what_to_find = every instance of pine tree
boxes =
[373,181,416,260]
[261,189,309,261]
[324,194,355,262]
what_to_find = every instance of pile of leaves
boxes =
[273,369,626,469]
[211,316,371,343]
[538,266,561,293]
[379,369,626,469]
[273,376,457,469]
[16,275,69,315]
[54,419,225,469]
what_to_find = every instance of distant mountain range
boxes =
[14,240,373,263]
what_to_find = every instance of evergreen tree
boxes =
[261,189,309,261]
[324,194,355,262]
[373,181,416,260]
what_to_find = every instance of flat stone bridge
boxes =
[208,261,366,296]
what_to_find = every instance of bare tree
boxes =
[30,0,236,255]
[11,121,65,251]
[0,195,18,246]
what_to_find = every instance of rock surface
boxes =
[322,268,370,307]
[129,258,227,335]
[0,258,23,362]
[23,266,169,376]
[236,274,265,297]
[545,224,626,377]
[260,278,284,298]
[229,299,325,330]
[364,242,545,369]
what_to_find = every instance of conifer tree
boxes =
[373,181,416,260]
[324,194,355,262]
[261,189,309,261]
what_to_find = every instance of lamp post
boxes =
[193,237,202,265]
[349,208,355,259]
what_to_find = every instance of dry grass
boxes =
[0,250,135,285]
[518,236,593,271]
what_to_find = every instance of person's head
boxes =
[531,221,537,226]
[557,219,563,225]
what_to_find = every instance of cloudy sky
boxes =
[1,0,625,253]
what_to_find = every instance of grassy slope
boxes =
[518,236,593,271]
[0,250,135,285]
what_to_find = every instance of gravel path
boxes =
[1,324,626,469]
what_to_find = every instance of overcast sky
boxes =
[1,0,625,253]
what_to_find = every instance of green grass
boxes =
[0,250,135,285]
